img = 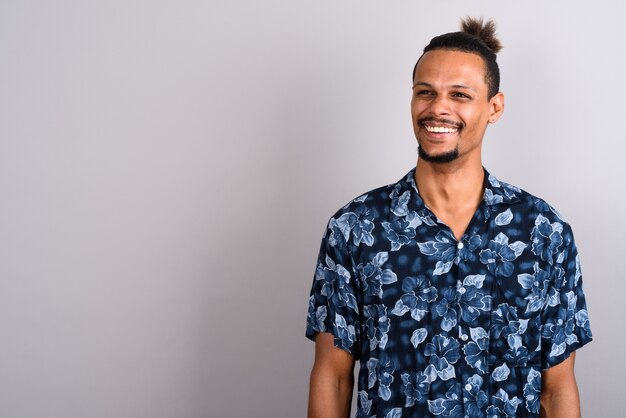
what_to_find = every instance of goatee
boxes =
[417,145,459,163]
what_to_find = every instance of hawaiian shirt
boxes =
[306,168,592,418]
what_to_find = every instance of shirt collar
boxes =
[400,167,521,215]
[482,170,522,206]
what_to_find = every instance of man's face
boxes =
[411,49,504,164]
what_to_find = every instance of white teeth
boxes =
[425,125,457,133]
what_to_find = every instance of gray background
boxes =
[0,1,623,417]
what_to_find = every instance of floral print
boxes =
[463,374,488,418]
[478,233,526,277]
[530,215,563,265]
[424,335,461,381]
[434,276,491,332]
[428,385,463,417]
[306,168,592,417]
[358,252,398,298]
[401,371,431,407]
[463,327,490,374]
[523,369,541,414]
[368,353,396,401]
[486,389,522,417]
[365,304,392,350]
[391,276,437,322]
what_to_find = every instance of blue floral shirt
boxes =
[306,168,592,418]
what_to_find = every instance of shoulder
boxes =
[488,173,567,221]
[325,173,409,223]
[489,174,577,244]
[318,171,415,250]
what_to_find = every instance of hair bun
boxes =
[461,17,502,53]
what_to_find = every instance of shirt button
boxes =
[465,384,472,391]
[460,334,468,341]
[457,242,464,249]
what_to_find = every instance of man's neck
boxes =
[414,158,485,217]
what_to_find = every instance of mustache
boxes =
[418,117,464,129]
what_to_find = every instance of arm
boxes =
[308,332,356,418]
[540,352,581,418]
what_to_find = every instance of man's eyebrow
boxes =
[412,81,477,92]
[451,84,476,92]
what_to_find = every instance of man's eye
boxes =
[453,92,470,99]
[416,90,432,96]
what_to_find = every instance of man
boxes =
[306,17,592,418]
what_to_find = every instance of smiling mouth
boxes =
[419,118,462,134]
[423,125,458,133]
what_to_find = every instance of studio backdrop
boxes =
[0,1,623,417]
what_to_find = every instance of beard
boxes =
[415,116,463,164]
[418,144,459,163]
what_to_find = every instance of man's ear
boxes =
[488,92,505,123]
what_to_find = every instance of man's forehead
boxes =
[413,49,487,89]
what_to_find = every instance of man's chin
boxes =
[418,146,459,163]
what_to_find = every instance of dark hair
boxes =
[412,17,503,99]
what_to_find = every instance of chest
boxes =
[430,206,480,241]
[351,204,549,318]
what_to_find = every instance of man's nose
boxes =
[428,95,451,116]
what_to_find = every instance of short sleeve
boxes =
[306,216,361,358]
[540,223,592,369]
